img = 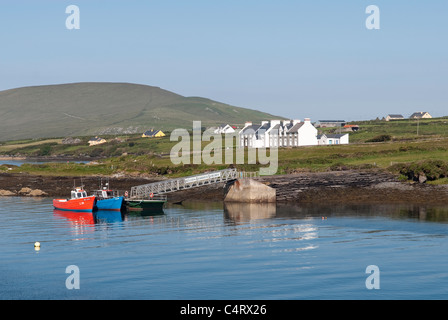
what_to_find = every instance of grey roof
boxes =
[241,125,261,135]
[255,123,270,138]
[326,134,348,139]
[89,137,104,141]
[410,112,429,118]
[288,122,304,133]
[388,114,403,118]
[284,123,294,130]
[143,129,161,136]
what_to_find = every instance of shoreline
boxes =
[1,169,447,204]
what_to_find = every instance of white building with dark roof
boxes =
[213,124,236,134]
[385,114,404,121]
[410,112,432,119]
[317,133,349,145]
[239,118,318,148]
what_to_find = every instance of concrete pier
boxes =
[224,178,276,203]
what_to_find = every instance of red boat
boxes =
[53,187,97,212]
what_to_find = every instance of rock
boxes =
[18,187,33,195]
[419,173,427,184]
[62,137,81,145]
[224,178,276,203]
[0,189,16,196]
[28,189,48,197]
[16,187,47,196]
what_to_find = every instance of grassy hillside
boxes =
[344,117,448,143]
[0,82,282,141]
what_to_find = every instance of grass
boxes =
[346,117,448,143]
[1,117,448,184]
[0,139,63,153]
[3,137,448,182]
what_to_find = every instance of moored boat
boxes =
[53,187,97,212]
[125,195,167,213]
[92,188,124,211]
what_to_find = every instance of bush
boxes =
[89,147,103,157]
[390,160,448,182]
[37,142,58,156]
[366,134,392,143]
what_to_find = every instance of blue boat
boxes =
[92,188,125,211]
[96,196,124,211]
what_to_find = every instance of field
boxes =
[1,117,448,183]
[0,139,63,154]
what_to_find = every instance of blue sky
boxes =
[0,1,447,121]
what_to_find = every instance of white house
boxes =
[88,136,107,146]
[213,124,236,134]
[239,118,318,148]
[385,114,404,121]
[410,112,432,119]
[318,133,349,145]
[288,118,318,146]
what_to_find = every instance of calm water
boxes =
[1,197,448,300]
[0,160,89,166]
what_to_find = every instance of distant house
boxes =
[343,124,359,132]
[88,137,107,146]
[213,124,236,134]
[239,122,261,148]
[316,120,346,128]
[327,133,349,145]
[318,133,349,145]
[317,134,327,145]
[410,112,432,119]
[385,114,404,121]
[142,129,166,138]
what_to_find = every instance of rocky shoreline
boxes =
[1,169,447,204]
[0,173,156,198]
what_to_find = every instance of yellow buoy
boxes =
[34,242,41,248]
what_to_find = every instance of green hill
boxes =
[0,82,283,141]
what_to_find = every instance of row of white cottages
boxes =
[238,118,349,148]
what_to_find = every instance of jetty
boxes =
[129,168,258,199]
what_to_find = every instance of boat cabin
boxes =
[92,188,119,200]
[71,188,88,199]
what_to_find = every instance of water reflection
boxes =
[53,209,95,237]
[275,203,448,223]
[224,202,276,223]
[53,210,126,236]
[53,209,95,225]
[94,210,124,224]
[124,209,165,219]
[222,202,448,224]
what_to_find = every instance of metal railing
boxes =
[129,168,239,199]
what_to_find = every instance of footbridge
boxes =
[129,168,258,199]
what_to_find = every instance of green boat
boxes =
[125,195,167,213]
